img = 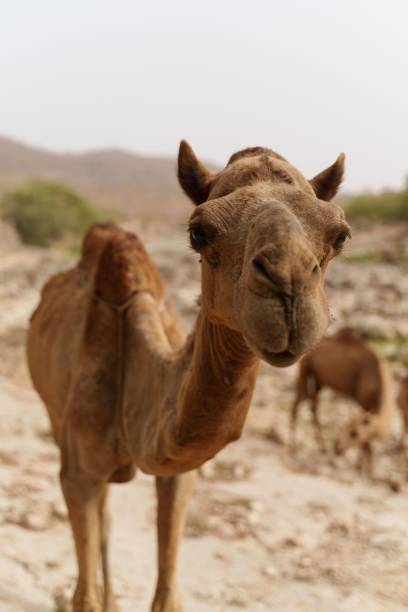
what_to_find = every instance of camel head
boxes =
[178,141,350,367]
[334,414,377,455]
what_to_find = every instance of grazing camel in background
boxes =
[396,375,408,482]
[27,140,349,612]
[397,374,408,446]
[290,328,393,476]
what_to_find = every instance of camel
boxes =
[396,375,408,482]
[397,374,408,445]
[27,140,350,612]
[290,328,393,476]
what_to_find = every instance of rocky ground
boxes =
[1,220,408,611]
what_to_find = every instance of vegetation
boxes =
[0,179,99,247]
[342,251,408,267]
[342,251,384,265]
[346,178,408,223]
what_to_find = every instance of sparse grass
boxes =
[370,334,407,349]
[61,240,83,258]
[345,181,408,224]
[0,179,100,247]
[342,251,384,265]
[368,334,408,366]
[342,251,408,268]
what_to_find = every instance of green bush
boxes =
[0,179,98,247]
[346,178,408,224]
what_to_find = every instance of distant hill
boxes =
[0,136,192,220]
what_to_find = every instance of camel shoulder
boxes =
[332,327,365,346]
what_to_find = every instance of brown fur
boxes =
[290,328,392,476]
[397,374,408,444]
[227,146,287,164]
[27,140,348,612]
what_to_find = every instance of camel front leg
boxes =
[60,468,105,612]
[356,442,373,479]
[151,471,197,612]
[289,395,302,453]
[99,485,120,611]
[310,395,326,453]
[360,442,373,479]
[399,414,408,451]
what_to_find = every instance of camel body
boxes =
[27,141,349,612]
[397,374,408,442]
[290,328,393,475]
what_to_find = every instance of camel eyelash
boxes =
[188,222,218,252]
[332,232,348,252]
[189,226,209,250]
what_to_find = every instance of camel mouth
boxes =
[245,334,300,367]
[259,348,299,368]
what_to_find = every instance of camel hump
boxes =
[80,222,119,271]
[80,222,164,304]
[334,326,364,345]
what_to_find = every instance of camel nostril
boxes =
[251,251,318,297]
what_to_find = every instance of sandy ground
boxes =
[1,221,408,611]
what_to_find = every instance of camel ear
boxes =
[309,153,345,201]
[178,140,212,205]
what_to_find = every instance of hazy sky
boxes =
[1,0,407,192]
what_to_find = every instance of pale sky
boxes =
[1,0,407,192]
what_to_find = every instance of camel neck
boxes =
[175,311,258,446]
[125,298,259,476]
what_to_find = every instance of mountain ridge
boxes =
[0,135,189,219]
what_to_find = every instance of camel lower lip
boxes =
[260,349,299,367]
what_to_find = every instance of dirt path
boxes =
[1,375,408,612]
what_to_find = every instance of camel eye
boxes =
[350,429,358,439]
[189,226,209,250]
[333,230,348,252]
